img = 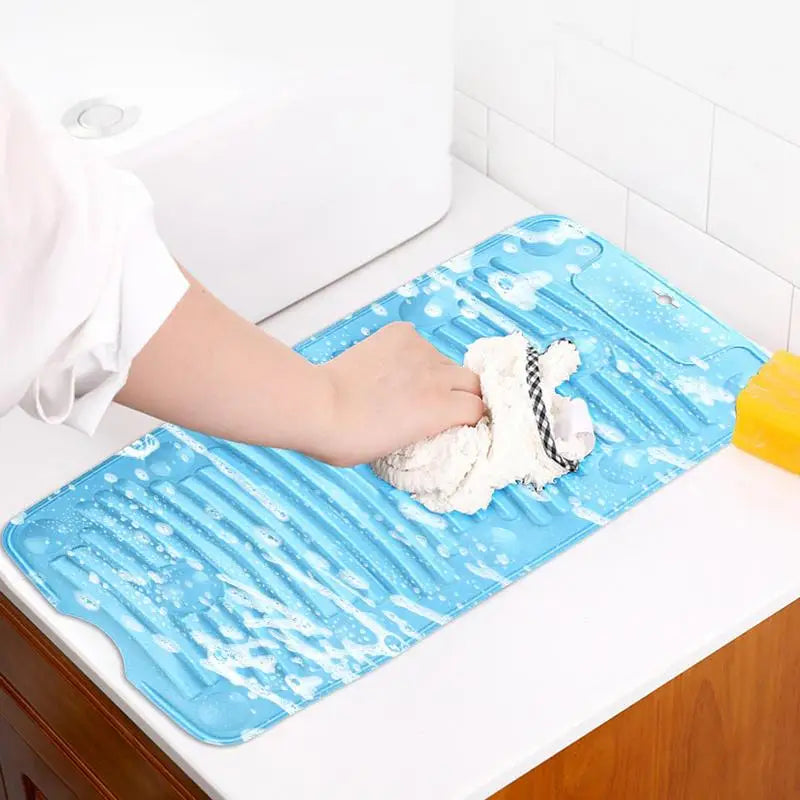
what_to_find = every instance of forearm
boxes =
[116,271,332,453]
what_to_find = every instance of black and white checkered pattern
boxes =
[525,343,579,473]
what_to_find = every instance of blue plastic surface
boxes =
[3,216,766,745]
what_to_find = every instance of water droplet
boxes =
[424,301,443,318]
[75,592,100,611]
[153,634,180,653]
[121,615,145,633]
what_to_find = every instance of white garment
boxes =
[372,333,595,514]
[0,70,188,434]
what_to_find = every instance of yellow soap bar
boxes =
[732,350,800,474]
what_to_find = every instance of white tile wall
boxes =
[454,91,488,139]
[452,93,488,173]
[556,38,713,228]
[708,110,800,287]
[452,0,800,349]
[634,0,800,147]
[627,193,793,352]
[452,129,487,174]
[488,112,627,245]
[455,0,555,140]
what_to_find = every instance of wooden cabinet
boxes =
[0,592,209,800]
[0,714,75,800]
[491,598,800,800]
[3,584,799,800]
[0,745,7,800]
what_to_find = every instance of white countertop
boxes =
[2,161,800,800]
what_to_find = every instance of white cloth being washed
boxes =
[0,69,188,434]
[372,332,595,514]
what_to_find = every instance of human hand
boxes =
[311,322,483,467]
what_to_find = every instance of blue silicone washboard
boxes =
[3,216,766,745]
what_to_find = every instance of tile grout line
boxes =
[704,105,717,232]
[453,88,492,141]
[454,87,490,124]
[559,29,800,150]
[633,63,800,152]
[623,193,794,290]
[488,107,798,288]
[462,26,800,151]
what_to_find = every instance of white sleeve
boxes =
[0,71,189,434]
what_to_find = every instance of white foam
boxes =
[674,375,734,407]
[396,282,419,298]
[285,674,323,701]
[75,592,100,611]
[424,301,443,317]
[153,634,181,653]
[382,609,421,640]
[193,630,297,714]
[488,270,552,311]
[118,570,147,586]
[164,426,289,521]
[465,561,511,587]
[647,446,694,471]
[240,728,263,742]
[118,433,160,460]
[504,219,587,246]
[443,248,475,273]
[339,569,369,591]
[222,576,331,639]
[594,423,626,443]
[303,552,330,572]
[389,594,450,625]
[397,501,448,530]
[121,615,145,633]
[569,503,609,526]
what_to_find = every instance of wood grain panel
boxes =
[491,598,800,800]
[0,715,76,800]
[0,591,209,800]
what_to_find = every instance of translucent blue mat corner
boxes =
[3,216,765,744]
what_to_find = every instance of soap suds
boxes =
[372,333,594,514]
